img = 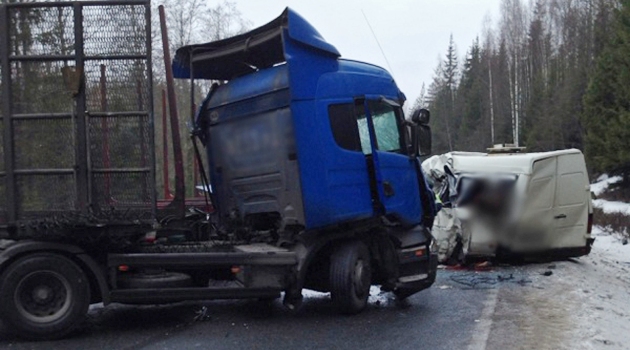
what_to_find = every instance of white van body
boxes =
[423,149,594,262]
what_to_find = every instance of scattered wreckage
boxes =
[422,147,594,264]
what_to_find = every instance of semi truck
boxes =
[0,2,437,340]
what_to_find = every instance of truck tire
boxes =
[0,253,90,340]
[330,241,371,314]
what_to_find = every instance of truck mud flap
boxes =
[394,249,438,299]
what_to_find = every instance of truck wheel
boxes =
[0,253,90,340]
[330,241,371,314]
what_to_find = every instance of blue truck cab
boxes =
[174,8,437,309]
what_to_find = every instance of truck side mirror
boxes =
[411,108,430,125]
[417,124,431,156]
[408,108,431,157]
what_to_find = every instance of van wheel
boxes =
[330,241,371,314]
[0,253,90,340]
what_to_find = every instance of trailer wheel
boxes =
[330,241,371,314]
[0,253,90,340]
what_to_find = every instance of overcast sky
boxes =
[233,0,502,107]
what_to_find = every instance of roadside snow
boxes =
[551,226,630,349]
[302,286,392,306]
[592,227,630,262]
[592,199,630,215]
[478,225,630,350]
[591,175,622,196]
[590,175,630,215]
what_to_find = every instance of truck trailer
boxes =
[0,2,437,340]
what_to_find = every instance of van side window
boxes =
[328,104,362,152]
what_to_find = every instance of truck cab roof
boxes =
[173,7,340,81]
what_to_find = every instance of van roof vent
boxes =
[486,144,527,154]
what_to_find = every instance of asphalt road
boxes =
[0,268,536,350]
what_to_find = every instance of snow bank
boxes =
[590,175,622,196]
[590,175,630,215]
[592,199,630,215]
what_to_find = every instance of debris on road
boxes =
[447,271,532,289]
[194,306,211,322]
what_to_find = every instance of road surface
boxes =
[0,264,575,350]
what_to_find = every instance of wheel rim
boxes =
[14,271,73,324]
[353,259,369,297]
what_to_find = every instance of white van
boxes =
[423,149,594,262]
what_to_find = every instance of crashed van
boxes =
[422,148,594,263]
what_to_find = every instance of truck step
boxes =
[108,251,297,269]
[110,287,281,304]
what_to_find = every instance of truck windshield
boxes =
[357,101,402,154]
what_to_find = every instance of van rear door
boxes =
[553,153,590,248]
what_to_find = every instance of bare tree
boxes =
[500,0,528,146]
[150,0,251,198]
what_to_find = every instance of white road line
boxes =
[467,288,499,350]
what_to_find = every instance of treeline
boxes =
[418,0,621,175]
[151,0,251,199]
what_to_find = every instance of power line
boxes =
[361,9,395,79]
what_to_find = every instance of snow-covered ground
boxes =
[590,175,622,196]
[550,177,630,349]
[593,199,630,216]
[591,175,630,215]
[547,227,630,349]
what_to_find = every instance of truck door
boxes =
[357,98,422,225]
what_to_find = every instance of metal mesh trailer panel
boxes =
[0,1,155,235]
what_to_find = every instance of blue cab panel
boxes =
[174,8,427,231]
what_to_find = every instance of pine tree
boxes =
[582,0,630,182]
[457,39,485,150]
[442,35,458,151]
[410,83,427,112]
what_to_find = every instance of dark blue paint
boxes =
[184,8,429,230]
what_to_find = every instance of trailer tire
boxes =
[330,241,371,314]
[0,253,90,340]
